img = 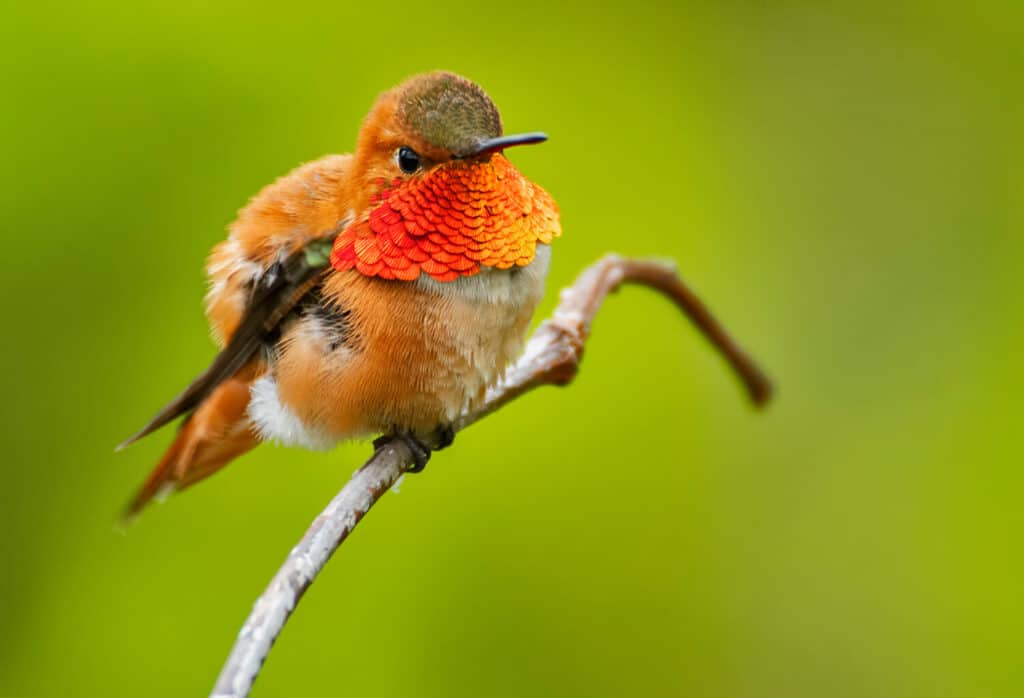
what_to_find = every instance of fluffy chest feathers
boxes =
[251,245,551,447]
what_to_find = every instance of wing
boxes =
[117,236,337,450]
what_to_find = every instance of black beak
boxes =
[462,132,548,158]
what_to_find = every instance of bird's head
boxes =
[332,71,561,282]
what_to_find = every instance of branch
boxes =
[210,254,773,698]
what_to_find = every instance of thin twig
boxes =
[210,254,773,698]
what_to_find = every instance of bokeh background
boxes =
[2,1,1021,696]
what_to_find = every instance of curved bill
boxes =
[463,131,548,158]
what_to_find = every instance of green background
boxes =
[2,1,1021,696]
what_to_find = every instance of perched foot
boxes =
[373,432,432,473]
[372,425,455,473]
[431,424,455,450]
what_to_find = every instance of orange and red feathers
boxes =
[330,154,560,282]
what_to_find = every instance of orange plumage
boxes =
[121,71,561,518]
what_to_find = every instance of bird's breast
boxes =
[257,245,551,445]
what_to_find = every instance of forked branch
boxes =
[210,254,773,698]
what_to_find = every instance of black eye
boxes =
[397,146,420,174]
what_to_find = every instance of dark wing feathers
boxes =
[117,235,337,450]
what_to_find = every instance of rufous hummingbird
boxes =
[119,71,561,518]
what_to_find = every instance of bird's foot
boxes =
[373,432,432,473]
[372,425,455,474]
[430,424,455,451]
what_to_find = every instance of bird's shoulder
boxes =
[205,153,354,345]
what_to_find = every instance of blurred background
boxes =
[1,1,1021,696]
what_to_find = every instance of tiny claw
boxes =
[432,424,455,450]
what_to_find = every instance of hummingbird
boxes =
[119,71,561,518]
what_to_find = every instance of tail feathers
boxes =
[123,377,259,521]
